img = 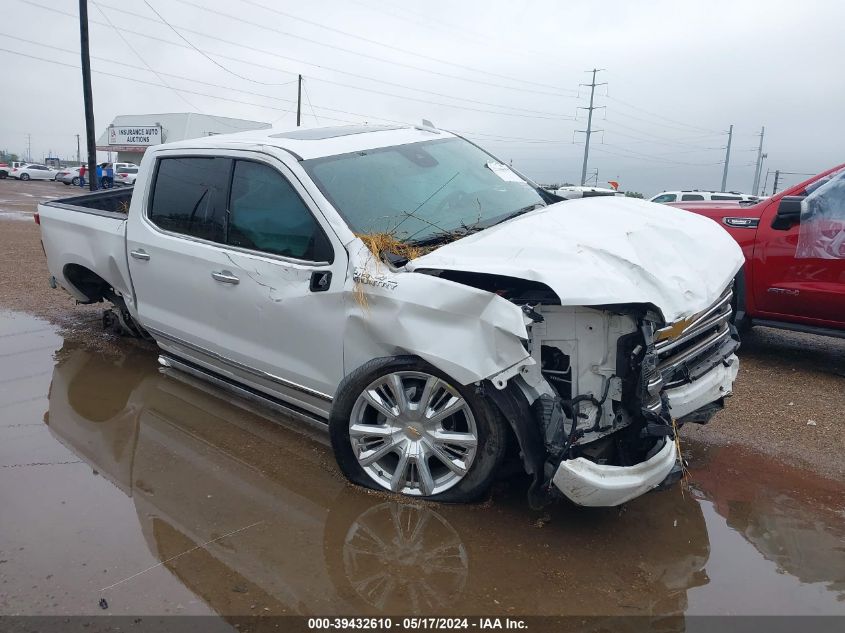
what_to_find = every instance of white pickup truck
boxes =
[37,124,743,507]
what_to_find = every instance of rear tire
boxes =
[329,356,507,503]
[20,173,30,181]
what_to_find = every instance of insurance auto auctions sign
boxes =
[108,125,162,146]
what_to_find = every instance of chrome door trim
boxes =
[146,326,334,403]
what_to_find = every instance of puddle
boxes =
[1,310,844,620]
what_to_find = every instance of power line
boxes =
[0,46,351,122]
[593,143,722,167]
[237,0,575,96]
[5,38,528,133]
[14,31,571,136]
[604,94,720,134]
[161,0,576,98]
[21,0,572,119]
[602,123,723,150]
[603,118,725,147]
[0,34,341,118]
[301,77,320,125]
[91,1,203,113]
[609,107,726,136]
[141,0,299,87]
[348,0,557,63]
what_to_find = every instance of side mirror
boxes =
[772,196,804,230]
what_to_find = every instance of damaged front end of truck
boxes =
[346,196,744,507]
[407,270,738,507]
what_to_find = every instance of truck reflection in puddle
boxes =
[43,342,844,619]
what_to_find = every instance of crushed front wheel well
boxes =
[62,264,112,304]
[479,380,549,508]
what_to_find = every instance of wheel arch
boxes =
[62,263,113,304]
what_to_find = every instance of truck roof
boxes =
[155,124,455,161]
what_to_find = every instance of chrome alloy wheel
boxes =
[349,371,478,496]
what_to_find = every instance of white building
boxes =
[96,113,271,164]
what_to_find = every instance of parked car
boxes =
[671,164,845,337]
[55,166,82,186]
[11,163,59,181]
[114,165,139,186]
[3,161,28,178]
[35,124,743,507]
[651,190,760,204]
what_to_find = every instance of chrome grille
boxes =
[654,287,734,382]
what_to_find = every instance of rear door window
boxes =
[227,160,332,262]
[149,157,230,243]
[652,194,677,203]
[681,194,705,201]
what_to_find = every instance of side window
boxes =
[149,157,229,242]
[228,161,332,261]
[711,195,741,201]
[681,194,705,201]
[652,194,676,203]
[796,171,845,259]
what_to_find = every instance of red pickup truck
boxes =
[670,163,845,338]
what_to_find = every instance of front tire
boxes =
[329,356,507,503]
[20,173,30,181]
[71,177,80,186]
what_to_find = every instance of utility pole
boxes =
[26,134,32,162]
[772,170,781,196]
[75,134,81,165]
[761,169,771,195]
[577,68,606,186]
[296,74,302,127]
[79,0,98,191]
[720,124,733,192]
[751,126,765,195]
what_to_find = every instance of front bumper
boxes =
[550,354,739,507]
[665,353,738,419]
[552,437,677,507]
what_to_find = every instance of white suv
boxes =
[650,191,760,203]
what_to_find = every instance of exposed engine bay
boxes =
[507,290,739,504]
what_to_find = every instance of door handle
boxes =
[211,270,240,285]
[130,249,150,261]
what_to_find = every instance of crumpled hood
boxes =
[407,196,744,323]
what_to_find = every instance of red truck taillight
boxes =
[33,212,40,225]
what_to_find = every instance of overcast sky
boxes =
[2,0,843,195]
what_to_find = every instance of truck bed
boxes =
[38,188,135,305]
[45,187,133,218]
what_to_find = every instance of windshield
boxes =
[302,137,545,242]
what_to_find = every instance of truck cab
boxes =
[671,164,845,337]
